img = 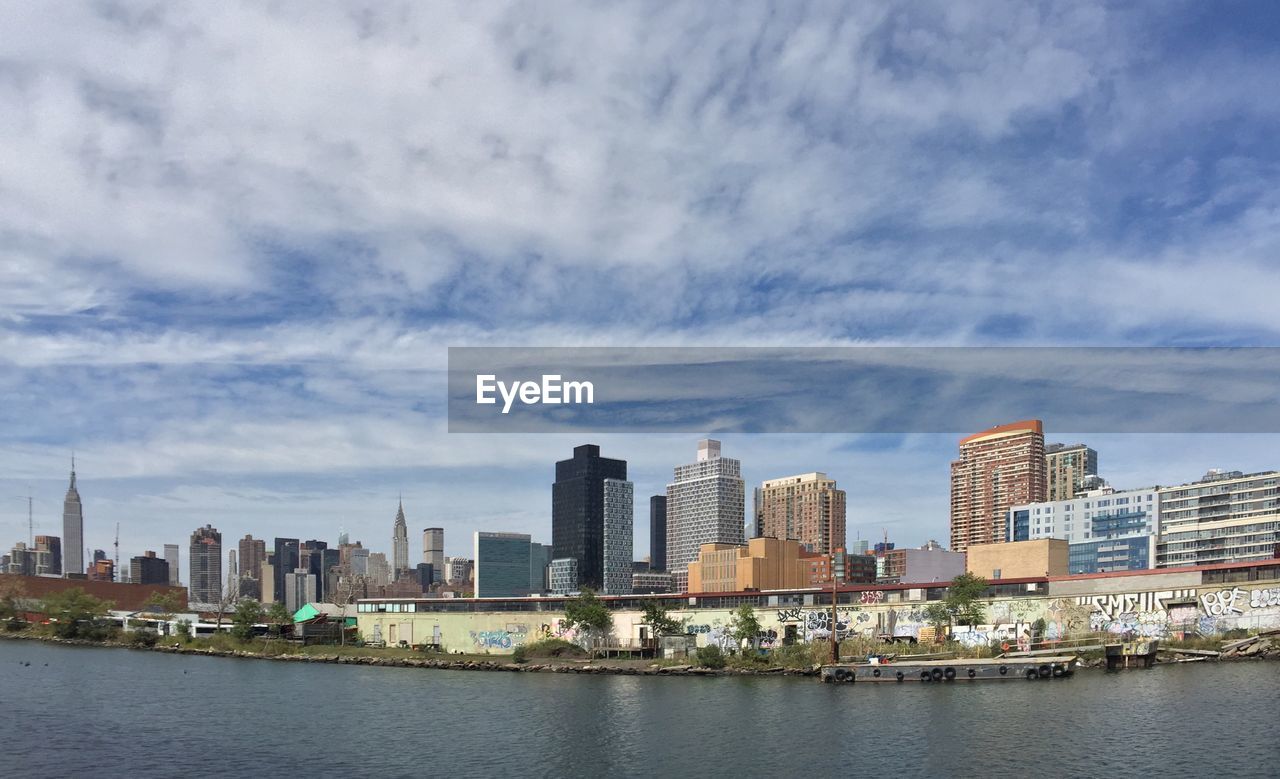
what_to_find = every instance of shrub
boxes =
[175,620,192,641]
[695,645,726,669]
[513,638,587,663]
[129,629,159,648]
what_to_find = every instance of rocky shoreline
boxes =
[5,632,1274,676]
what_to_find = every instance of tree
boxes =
[327,573,365,646]
[925,573,989,640]
[729,604,761,652]
[562,588,613,649]
[213,581,239,633]
[640,600,682,638]
[265,601,293,639]
[944,572,988,628]
[231,599,265,642]
[0,576,28,629]
[42,587,113,639]
[143,590,183,636]
[923,603,951,641]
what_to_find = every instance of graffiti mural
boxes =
[470,630,527,649]
[950,622,1031,649]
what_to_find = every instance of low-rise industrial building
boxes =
[967,538,1068,579]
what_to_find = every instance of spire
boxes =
[70,453,76,489]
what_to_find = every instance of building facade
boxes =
[285,568,317,614]
[1157,470,1280,568]
[879,546,967,584]
[189,524,222,606]
[968,538,1069,579]
[238,535,266,595]
[1045,443,1099,501]
[1009,485,1160,574]
[666,439,746,592]
[163,544,180,586]
[757,472,847,555]
[392,500,409,578]
[950,420,1047,552]
[603,478,634,595]
[33,535,61,576]
[549,558,579,595]
[62,458,83,577]
[552,444,629,592]
[129,551,170,586]
[529,542,552,595]
[273,538,299,604]
[686,537,812,593]
[474,532,537,598]
[444,556,473,587]
[649,495,667,571]
[422,527,445,584]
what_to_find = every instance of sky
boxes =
[2,2,1280,582]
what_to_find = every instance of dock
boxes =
[821,656,1078,683]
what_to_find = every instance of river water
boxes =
[2,640,1276,778]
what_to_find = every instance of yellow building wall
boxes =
[966,539,1069,579]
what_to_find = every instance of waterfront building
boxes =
[649,496,667,571]
[475,532,549,598]
[1045,443,1099,501]
[603,479,634,595]
[189,525,222,606]
[272,538,299,604]
[631,569,674,594]
[686,537,811,593]
[666,439,746,592]
[62,457,84,577]
[549,558,578,595]
[757,472,847,555]
[1009,484,1160,574]
[950,420,1047,552]
[422,527,445,584]
[1156,470,1280,568]
[129,551,169,586]
[879,544,966,584]
[285,567,317,614]
[552,444,629,592]
[163,544,179,586]
[968,538,1069,579]
[392,500,409,578]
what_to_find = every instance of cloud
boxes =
[2,1,1279,568]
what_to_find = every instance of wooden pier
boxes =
[821,656,1078,683]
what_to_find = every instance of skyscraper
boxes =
[273,538,299,604]
[189,524,223,606]
[474,532,538,598]
[392,499,409,577]
[239,535,266,593]
[602,479,634,595]
[163,543,180,585]
[227,549,239,598]
[34,535,61,576]
[1045,443,1099,501]
[649,495,667,571]
[422,527,444,584]
[757,472,847,555]
[950,420,1047,552]
[552,444,628,591]
[62,457,83,577]
[665,439,746,592]
[130,551,169,586]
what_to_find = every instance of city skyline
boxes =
[5,432,1280,584]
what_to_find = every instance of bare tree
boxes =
[326,571,365,645]
[213,579,239,633]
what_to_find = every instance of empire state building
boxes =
[63,457,84,577]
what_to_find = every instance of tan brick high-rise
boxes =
[950,420,1046,552]
[757,472,846,555]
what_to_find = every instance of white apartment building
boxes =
[665,439,745,592]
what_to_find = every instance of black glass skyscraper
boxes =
[552,444,627,591]
[273,538,299,604]
[649,495,667,571]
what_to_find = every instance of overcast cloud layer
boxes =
[2,2,1279,575]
